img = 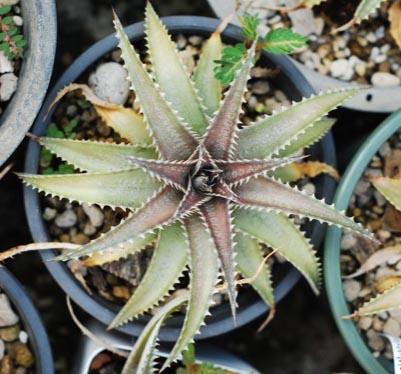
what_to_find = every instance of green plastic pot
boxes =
[324,109,401,374]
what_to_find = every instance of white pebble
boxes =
[12,15,22,26]
[341,233,356,250]
[383,318,401,336]
[82,203,104,228]
[330,59,353,81]
[343,279,361,302]
[0,294,18,327]
[0,339,4,360]
[0,73,17,101]
[0,51,12,74]
[19,330,28,344]
[88,62,130,105]
[55,209,77,229]
[371,72,401,87]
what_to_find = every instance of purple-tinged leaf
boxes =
[203,42,256,160]
[218,156,304,185]
[126,156,194,191]
[200,198,237,320]
[235,177,375,241]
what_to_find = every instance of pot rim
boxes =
[206,0,401,113]
[0,267,54,374]
[324,110,401,373]
[0,0,57,167]
[24,15,336,341]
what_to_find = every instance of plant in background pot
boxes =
[0,0,56,167]
[325,108,401,373]
[208,0,401,112]
[0,3,375,370]
[0,267,53,373]
[72,319,259,374]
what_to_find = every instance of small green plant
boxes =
[40,119,78,175]
[214,13,307,85]
[0,5,26,60]
[1,4,376,372]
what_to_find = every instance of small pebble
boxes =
[43,207,57,221]
[18,331,28,344]
[12,15,22,26]
[341,233,356,250]
[343,279,361,302]
[251,81,270,95]
[371,72,401,87]
[383,318,401,337]
[0,294,18,327]
[0,325,20,342]
[55,209,77,228]
[0,339,4,360]
[358,316,373,330]
[0,52,12,74]
[82,203,104,228]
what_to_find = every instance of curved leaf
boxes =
[145,3,209,135]
[18,169,161,209]
[122,290,189,374]
[40,137,157,172]
[236,177,375,241]
[234,207,320,294]
[162,215,219,369]
[193,31,223,118]
[235,231,275,306]
[114,12,198,161]
[58,186,182,260]
[237,88,359,160]
[110,222,188,329]
[371,177,401,211]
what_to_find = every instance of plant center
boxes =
[191,166,221,194]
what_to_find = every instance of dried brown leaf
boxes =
[389,1,401,50]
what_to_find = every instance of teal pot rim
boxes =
[324,109,401,374]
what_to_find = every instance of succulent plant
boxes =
[0,3,376,371]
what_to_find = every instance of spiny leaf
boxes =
[234,207,320,294]
[200,199,238,320]
[214,43,246,86]
[355,0,386,22]
[274,161,339,183]
[350,282,401,317]
[371,177,401,211]
[277,117,336,158]
[145,3,209,135]
[39,137,157,172]
[235,232,275,307]
[237,88,360,160]
[122,290,189,374]
[110,222,188,329]
[236,177,375,242]
[204,41,256,160]
[114,12,198,160]
[302,0,328,7]
[18,170,161,209]
[58,186,182,260]
[263,28,307,55]
[162,215,220,370]
[193,31,223,118]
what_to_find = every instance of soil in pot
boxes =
[37,32,330,317]
[0,1,26,117]
[236,0,401,87]
[0,289,36,372]
[340,131,401,361]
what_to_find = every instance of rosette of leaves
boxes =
[0,4,376,371]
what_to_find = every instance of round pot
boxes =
[207,0,401,113]
[73,319,260,374]
[0,267,53,373]
[24,16,336,341]
[324,110,401,373]
[0,0,57,167]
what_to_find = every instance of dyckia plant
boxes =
[0,3,376,371]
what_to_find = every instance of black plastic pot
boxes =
[0,267,53,373]
[0,0,57,167]
[24,16,336,342]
